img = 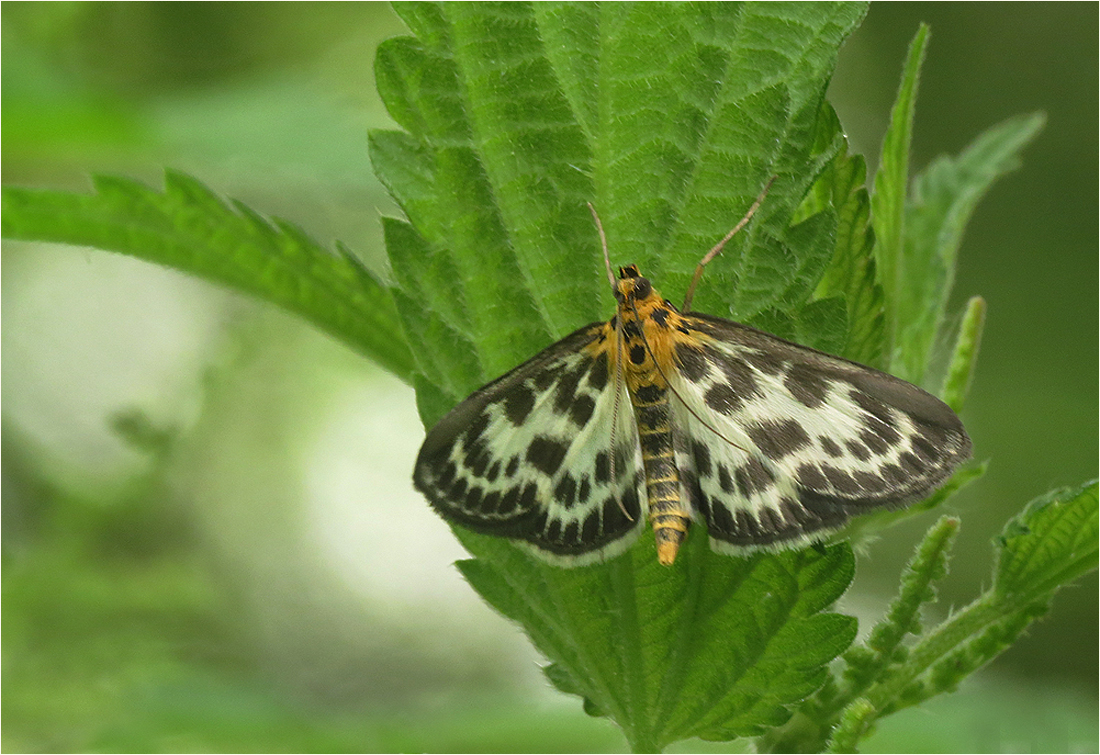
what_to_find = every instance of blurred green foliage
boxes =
[3,2,1096,752]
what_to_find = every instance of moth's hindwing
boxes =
[668,312,972,553]
[413,323,646,566]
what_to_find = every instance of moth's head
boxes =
[612,264,654,304]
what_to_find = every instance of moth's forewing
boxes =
[413,323,648,565]
[668,313,970,552]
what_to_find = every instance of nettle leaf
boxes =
[995,480,1099,602]
[1,171,414,380]
[894,112,1045,384]
[372,2,870,749]
[458,529,856,750]
[372,2,870,427]
[865,484,1098,719]
[870,25,1043,385]
[760,517,959,754]
[806,105,884,367]
[871,25,927,367]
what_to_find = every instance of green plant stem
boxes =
[825,699,877,753]
[824,517,958,724]
[836,589,1023,743]
[764,584,1038,753]
[940,296,985,412]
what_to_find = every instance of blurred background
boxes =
[3,3,1096,752]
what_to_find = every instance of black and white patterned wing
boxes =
[414,323,646,565]
[669,313,971,552]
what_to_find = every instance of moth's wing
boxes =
[414,323,646,566]
[668,312,971,553]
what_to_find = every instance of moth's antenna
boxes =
[588,202,633,521]
[588,202,616,290]
[682,176,777,312]
[606,322,635,522]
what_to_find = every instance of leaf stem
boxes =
[832,588,1033,746]
[827,517,958,721]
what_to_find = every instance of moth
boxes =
[413,185,971,566]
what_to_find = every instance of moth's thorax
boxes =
[605,266,698,391]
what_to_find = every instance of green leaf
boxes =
[1,171,416,381]
[871,23,928,373]
[994,480,1099,601]
[374,4,872,749]
[458,532,856,751]
[893,112,1045,383]
[371,2,870,426]
[869,25,1042,388]
[808,104,883,366]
